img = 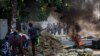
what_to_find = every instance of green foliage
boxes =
[37,3,49,21]
[0,0,72,22]
[0,0,12,19]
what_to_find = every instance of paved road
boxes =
[93,50,100,56]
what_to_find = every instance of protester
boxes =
[63,23,67,35]
[28,23,40,56]
[11,31,23,56]
[52,23,57,35]
[22,23,27,31]
[47,23,52,34]
[18,31,30,56]
[0,36,10,56]
[57,23,61,35]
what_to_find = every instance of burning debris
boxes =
[34,30,94,56]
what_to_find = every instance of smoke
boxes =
[47,11,59,24]
[57,0,100,37]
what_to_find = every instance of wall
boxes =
[0,19,8,39]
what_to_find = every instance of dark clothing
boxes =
[57,25,61,35]
[0,40,10,56]
[22,24,27,30]
[28,27,39,44]
[28,27,40,56]
[28,27,39,36]
[11,33,23,56]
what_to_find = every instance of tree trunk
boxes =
[11,0,17,31]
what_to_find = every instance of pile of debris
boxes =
[57,48,93,56]
[35,30,63,56]
[35,30,93,56]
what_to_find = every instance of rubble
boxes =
[35,30,63,56]
[57,48,93,56]
[35,30,93,56]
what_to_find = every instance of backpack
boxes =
[11,35,20,44]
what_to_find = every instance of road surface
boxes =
[93,50,100,56]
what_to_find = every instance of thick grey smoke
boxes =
[58,0,100,37]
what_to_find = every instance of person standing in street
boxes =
[52,23,57,35]
[28,23,40,56]
[57,23,61,35]
[47,23,52,34]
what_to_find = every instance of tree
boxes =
[0,0,12,32]
[16,0,72,22]
[0,0,72,23]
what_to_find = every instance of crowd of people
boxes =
[0,22,69,56]
[0,23,40,56]
[47,23,67,35]
[0,22,85,56]
[21,22,68,35]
